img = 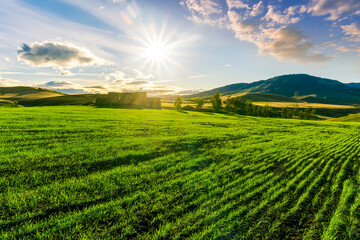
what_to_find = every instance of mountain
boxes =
[346,83,360,89]
[187,74,360,105]
[0,86,66,101]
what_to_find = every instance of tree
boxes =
[210,91,222,112]
[311,108,317,120]
[194,97,204,110]
[174,96,182,110]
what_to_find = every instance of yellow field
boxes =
[253,102,357,109]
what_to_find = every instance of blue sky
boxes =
[0,0,359,95]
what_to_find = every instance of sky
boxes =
[0,0,359,95]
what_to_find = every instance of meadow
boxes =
[1,106,360,239]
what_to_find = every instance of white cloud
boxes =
[0,77,20,87]
[258,27,335,63]
[262,5,301,25]
[180,0,226,26]
[250,1,264,17]
[225,64,232,67]
[112,0,126,4]
[226,0,249,10]
[182,0,332,63]
[17,41,108,69]
[189,74,209,79]
[309,0,360,20]
[107,69,154,82]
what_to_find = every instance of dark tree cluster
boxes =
[217,91,317,120]
[174,92,317,120]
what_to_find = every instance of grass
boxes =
[328,113,360,122]
[1,106,360,239]
[0,100,19,108]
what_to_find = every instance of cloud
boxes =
[258,27,335,63]
[184,1,333,63]
[125,80,152,86]
[341,23,360,41]
[39,80,78,89]
[262,5,301,25]
[0,77,21,87]
[225,64,232,67]
[17,41,107,69]
[309,0,360,20]
[337,45,360,55]
[59,70,74,76]
[113,0,126,3]
[107,69,154,83]
[250,1,264,17]
[226,0,249,10]
[189,74,209,79]
[180,0,227,26]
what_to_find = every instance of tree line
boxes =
[174,92,317,120]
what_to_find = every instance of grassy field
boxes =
[1,106,360,239]
[327,113,360,122]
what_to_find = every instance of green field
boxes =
[1,106,360,239]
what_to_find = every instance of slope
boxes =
[0,86,66,101]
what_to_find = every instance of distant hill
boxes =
[18,94,102,107]
[0,86,65,101]
[187,74,360,105]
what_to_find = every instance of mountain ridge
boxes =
[186,74,360,105]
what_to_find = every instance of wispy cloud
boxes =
[309,0,360,20]
[341,23,360,42]
[189,74,209,79]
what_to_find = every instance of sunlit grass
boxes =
[1,106,360,239]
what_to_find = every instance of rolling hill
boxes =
[187,74,360,105]
[0,86,66,101]
[18,94,102,107]
[328,112,360,122]
[0,99,20,108]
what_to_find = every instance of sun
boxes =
[146,41,168,62]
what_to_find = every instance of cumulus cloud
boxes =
[182,0,333,63]
[262,5,301,25]
[309,0,360,20]
[107,69,154,83]
[17,41,107,69]
[341,23,360,41]
[258,27,335,63]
